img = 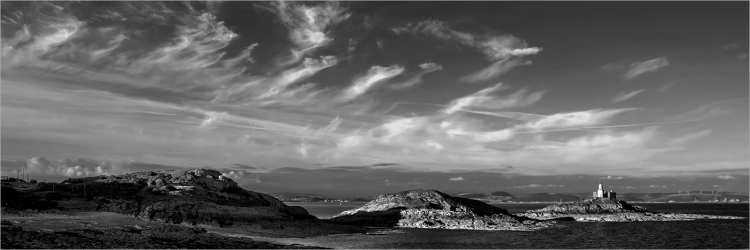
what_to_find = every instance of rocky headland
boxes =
[516,198,745,222]
[2,158,364,239]
[328,189,556,231]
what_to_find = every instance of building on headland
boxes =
[592,182,616,199]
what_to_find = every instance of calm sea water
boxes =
[285,202,749,249]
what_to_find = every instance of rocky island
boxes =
[328,189,556,231]
[516,183,746,222]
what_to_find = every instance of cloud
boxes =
[444,83,544,114]
[611,89,645,103]
[723,43,738,50]
[393,19,541,61]
[22,157,185,180]
[460,58,532,83]
[718,175,736,180]
[257,56,338,99]
[340,65,405,101]
[600,176,625,180]
[666,99,743,122]
[449,176,465,181]
[376,39,384,50]
[623,57,669,80]
[233,164,257,170]
[263,1,351,64]
[388,62,443,90]
[511,183,542,188]
[200,111,227,128]
[523,108,637,130]
[670,129,711,145]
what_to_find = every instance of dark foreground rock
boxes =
[328,189,556,231]
[516,198,746,222]
[1,219,325,249]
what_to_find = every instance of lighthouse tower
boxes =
[592,182,617,199]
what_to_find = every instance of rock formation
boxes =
[23,168,315,228]
[517,198,744,222]
[328,189,556,231]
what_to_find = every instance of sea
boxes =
[284,202,749,249]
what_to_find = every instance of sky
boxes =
[1,1,748,198]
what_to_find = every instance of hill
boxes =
[271,192,335,202]
[510,193,581,202]
[455,191,515,203]
[350,196,377,202]
[1,157,365,238]
[327,189,556,231]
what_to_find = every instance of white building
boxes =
[592,182,617,199]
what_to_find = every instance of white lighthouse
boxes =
[592,182,617,199]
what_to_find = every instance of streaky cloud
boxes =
[262,1,350,65]
[258,56,338,99]
[393,19,541,61]
[522,108,638,130]
[340,65,405,101]
[388,62,443,90]
[460,58,532,83]
[623,57,669,80]
[611,89,645,103]
[444,83,544,114]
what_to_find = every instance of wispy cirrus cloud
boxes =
[2,2,745,192]
[339,65,405,101]
[611,89,645,103]
[393,20,541,61]
[388,62,443,90]
[666,98,745,122]
[257,56,338,99]
[443,83,544,114]
[393,19,540,82]
[261,1,350,65]
[460,58,532,83]
[623,57,669,80]
[522,108,637,130]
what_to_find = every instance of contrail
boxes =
[384,101,546,121]
[513,119,703,134]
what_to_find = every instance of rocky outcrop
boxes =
[328,189,555,231]
[517,198,745,222]
[526,198,649,214]
[28,168,315,227]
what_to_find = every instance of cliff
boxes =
[328,189,555,231]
